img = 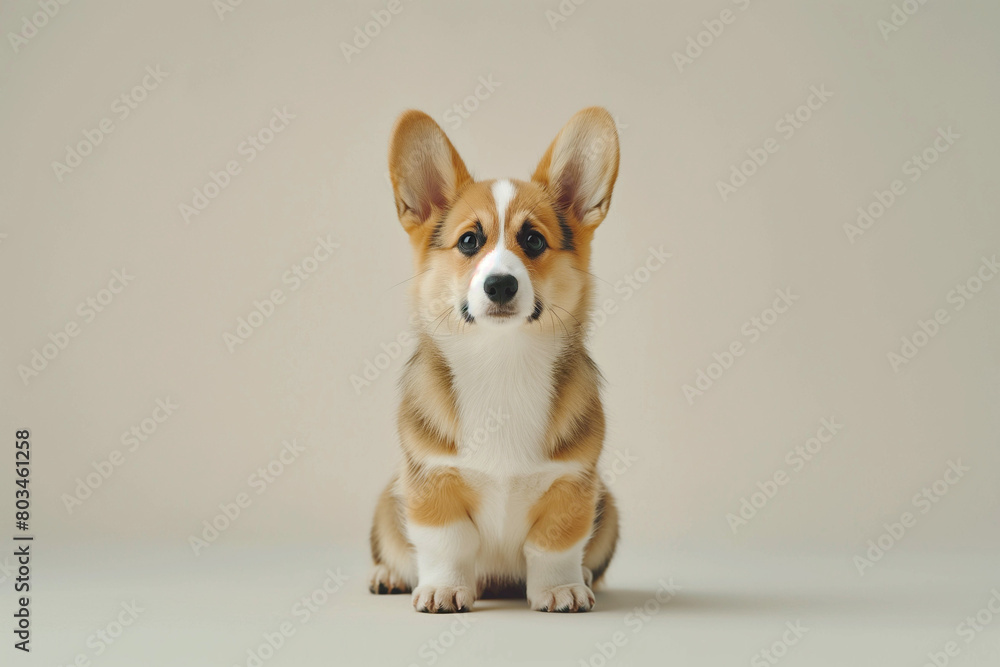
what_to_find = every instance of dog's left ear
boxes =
[532,107,620,228]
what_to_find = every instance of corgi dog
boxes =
[369,107,620,613]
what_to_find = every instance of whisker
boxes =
[431,307,454,335]
[546,308,556,337]
[385,268,430,292]
[551,304,583,330]
[550,309,570,338]
[572,266,615,290]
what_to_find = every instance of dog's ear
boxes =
[532,107,620,228]
[388,110,472,233]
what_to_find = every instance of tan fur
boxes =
[402,463,480,527]
[370,474,619,593]
[369,475,416,593]
[545,347,606,464]
[398,393,457,458]
[532,107,620,227]
[388,111,472,236]
[527,475,597,551]
[584,483,619,582]
[371,108,622,609]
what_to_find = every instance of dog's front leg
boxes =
[404,469,480,613]
[524,476,596,612]
[409,521,479,613]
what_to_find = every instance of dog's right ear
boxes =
[388,110,471,234]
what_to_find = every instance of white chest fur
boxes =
[432,329,581,575]
[438,328,560,475]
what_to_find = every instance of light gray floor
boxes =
[31,542,1000,666]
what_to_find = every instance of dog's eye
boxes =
[522,231,547,258]
[457,232,480,256]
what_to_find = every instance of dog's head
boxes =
[388,107,619,337]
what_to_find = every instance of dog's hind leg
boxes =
[583,483,619,587]
[369,475,418,594]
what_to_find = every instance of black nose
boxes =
[484,274,518,305]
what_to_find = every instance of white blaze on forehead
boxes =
[491,179,516,248]
[463,178,534,325]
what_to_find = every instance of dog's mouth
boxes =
[459,300,544,325]
[486,305,519,319]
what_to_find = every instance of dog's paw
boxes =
[368,564,412,595]
[530,584,595,612]
[412,585,475,613]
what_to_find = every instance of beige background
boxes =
[1,1,999,665]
